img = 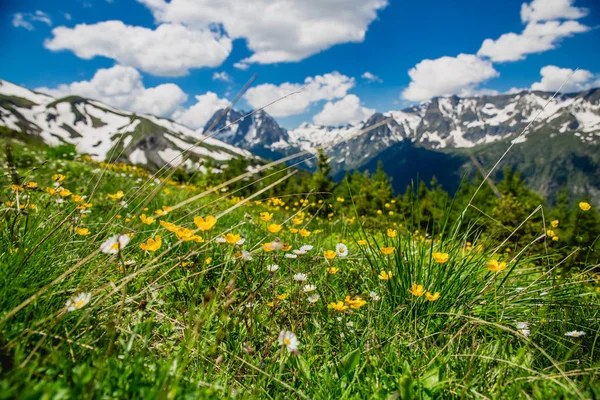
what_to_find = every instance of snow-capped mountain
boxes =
[0,79,252,171]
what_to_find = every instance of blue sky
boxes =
[1,0,599,129]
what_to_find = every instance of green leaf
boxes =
[296,356,311,380]
[340,348,361,376]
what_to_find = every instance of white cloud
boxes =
[401,54,499,102]
[478,20,589,63]
[138,0,388,65]
[361,72,382,83]
[212,72,232,82]
[233,62,249,71]
[12,11,52,30]
[313,94,374,126]
[64,13,72,21]
[172,92,230,129]
[531,65,597,92]
[459,87,500,97]
[521,0,588,22]
[37,65,187,117]
[244,71,355,117]
[44,21,232,76]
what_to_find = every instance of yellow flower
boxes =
[326,267,340,274]
[579,202,591,211]
[546,229,555,237]
[299,229,311,237]
[408,283,426,297]
[140,214,156,225]
[425,291,440,301]
[224,233,241,244]
[432,252,449,264]
[275,293,289,300]
[45,187,57,195]
[58,188,72,197]
[324,250,336,260]
[261,243,274,252]
[75,227,90,236]
[327,301,348,311]
[552,236,559,241]
[259,212,273,222]
[160,220,179,232]
[344,296,366,309]
[378,270,393,280]
[387,228,397,238]
[205,257,213,265]
[551,220,559,228]
[268,224,283,233]
[194,215,217,231]
[292,217,303,225]
[10,184,24,192]
[52,174,66,182]
[357,239,367,246]
[107,190,124,200]
[336,197,345,202]
[488,259,507,272]
[380,247,394,255]
[140,235,162,252]
[289,227,299,233]
[71,195,83,203]
[24,181,38,189]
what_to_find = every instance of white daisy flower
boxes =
[236,238,246,246]
[293,249,306,255]
[270,239,284,251]
[293,273,308,282]
[307,294,320,303]
[100,234,130,254]
[278,330,299,352]
[267,264,279,272]
[215,237,227,243]
[303,284,316,292]
[300,245,314,252]
[285,253,298,259]
[336,243,349,258]
[515,322,530,337]
[241,250,253,261]
[369,291,380,301]
[124,259,136,266]
[66,292,91,312]
[120,201,128,208]
[565,331,586,338]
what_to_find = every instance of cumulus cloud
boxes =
[138,0,387,65]
[44,21,232,76]
[244,71,355,117]
[233,62,250,71]
[37,65,188,117]
[478,20,589,62]
[12,11,52,30]
[212,72,232,82]
[172,92,230,129]
[361,72,382,83]
[459,87,500,97]
[313,94,374,126]
[521,0,588,22]
[401,54,499,102]
[531,65,598,92]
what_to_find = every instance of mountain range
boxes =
[1,78,599,203]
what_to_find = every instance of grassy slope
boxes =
[0,139,599,399]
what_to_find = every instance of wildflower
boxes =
[46,187,57,195]
[327,267,340,274]
[380,247,394,255]
[276,293,289,300]
[140,214,156,225]
[387,228,397,238]
[65,292,91,312]
[215,237,227,243]
[300,245,313,252]
[357,239,367,246]
[240,250,253,261]
[432,252,449,264]
[327,301,348,311]
[224,233,242,244]
[58,188,72,197]
[336,243,349,258]
[293,249,306,255]
[344,296,366,309]
[408,283,426,297]
[488,259,507,272]
[299,229,311,237]
[369,291,380,301]
[194,215,217,231]
[24,181,38,189]
[565,331,585,338]
[259,212,273,222]
[108,190,125,200]
[293,273,308,282]
[303,284,317,292]
[307,294,320,303]
[53,174,66,182]
[324,250,336,260]
[282,243,291,251]
[425,291,440,301]
[285,253,298,259]
[289,227,299,233]
[71,195,84,203]
[75,227,90,236]
[552,236,559,241]
[378,270,393,280]
[264,224,281,234]
[278,330,299,352]
[205,257,213,264]
[516,322,530,337]
[270,239,284,251]
[551,220,559,228]
[579,202,591,211]
[546,229,555,237]
[100,234,130,254]
[140,236,162,252]
[336,197,345,202]
[292,217,303,225]
[267,264,279,272]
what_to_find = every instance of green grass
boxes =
[0,142,598,399]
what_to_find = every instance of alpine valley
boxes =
[1,78,599,203]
